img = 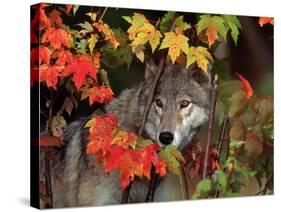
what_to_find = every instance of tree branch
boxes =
[202,75,219,179]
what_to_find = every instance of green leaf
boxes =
[77,21,93,32]
[73,5,80,16]
[218,80,241,105]
[88,34,98,54]
[197,179,212,193]
[222,15,241,45]
[136,138,154,149]
[228,90,248,118]
[160,11,176,33]
[214,170,227,192]
[76,39,88,53]
[174,16,191,32]
[197,15,228,47]
[159,145,185,175]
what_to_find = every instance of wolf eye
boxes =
[180,100,190,108]
[155,99,163,108]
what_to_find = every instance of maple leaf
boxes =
[259,17,274,27]
[42,27,70,49]
[139,144,160,179]
[39,65,61,89]
[31,4,50,30]
[155,160,167,177]
[31,46,52,65]
[123,13,162,56]
[81,86,113,105]
[197,15,228,47]
[54,49,73,66]
[48,9,63,26]
[222,15,242,45]
[159,32,189,63]
[118,150,143,190]
[63,55,97,90]
[104,146,125,172]
[111,131,137,149]
[160,11,176,33]
[93,22,119,49]
[174,16,191,34]
[236,73,254,99]
[158,145,185,175]
[88,34,98,54]
[187,46,213,73]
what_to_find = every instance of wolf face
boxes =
[106,59,211,150]
[142,60,211,149]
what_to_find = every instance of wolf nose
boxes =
[159,131,174,145]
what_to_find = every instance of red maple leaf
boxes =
[63,56,97,90]
[236,73,254,99]
[54,49,73,66]
[40,65,60,89]
[118,150,143,190]
[155,160,167,177]
[31,47,52,65]
[31,4,51,30]
[42,27,70,49]
[139,144,160,179]
[104,146,125,172]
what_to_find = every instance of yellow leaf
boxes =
[124,13,162,57]
[93,22,119,49]
[187,46,213,73]
[88,34,98,54]
[132,45,145,62]
[159,32,189,63]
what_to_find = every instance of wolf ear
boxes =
[189,63,212,88]
[144,58,158,80]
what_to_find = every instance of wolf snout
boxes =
[159,131,174,145]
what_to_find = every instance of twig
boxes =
[216,117,229,162]
[202,75,219,179]
[215,116,229,198]
[98,7,108,22]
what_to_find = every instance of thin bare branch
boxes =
[202,75,219,179]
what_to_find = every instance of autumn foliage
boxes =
[31,3,273,203]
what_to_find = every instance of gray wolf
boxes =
[50,59,211,207]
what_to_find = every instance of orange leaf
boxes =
[63,55,97,90]
[236,73,254,99]
[49,9,63,26]
[42,27,70,49]
[40,65,61,89]
[259,17,274,27]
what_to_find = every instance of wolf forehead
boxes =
[154,64,211,108]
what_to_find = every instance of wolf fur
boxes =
[50,60,211,208]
